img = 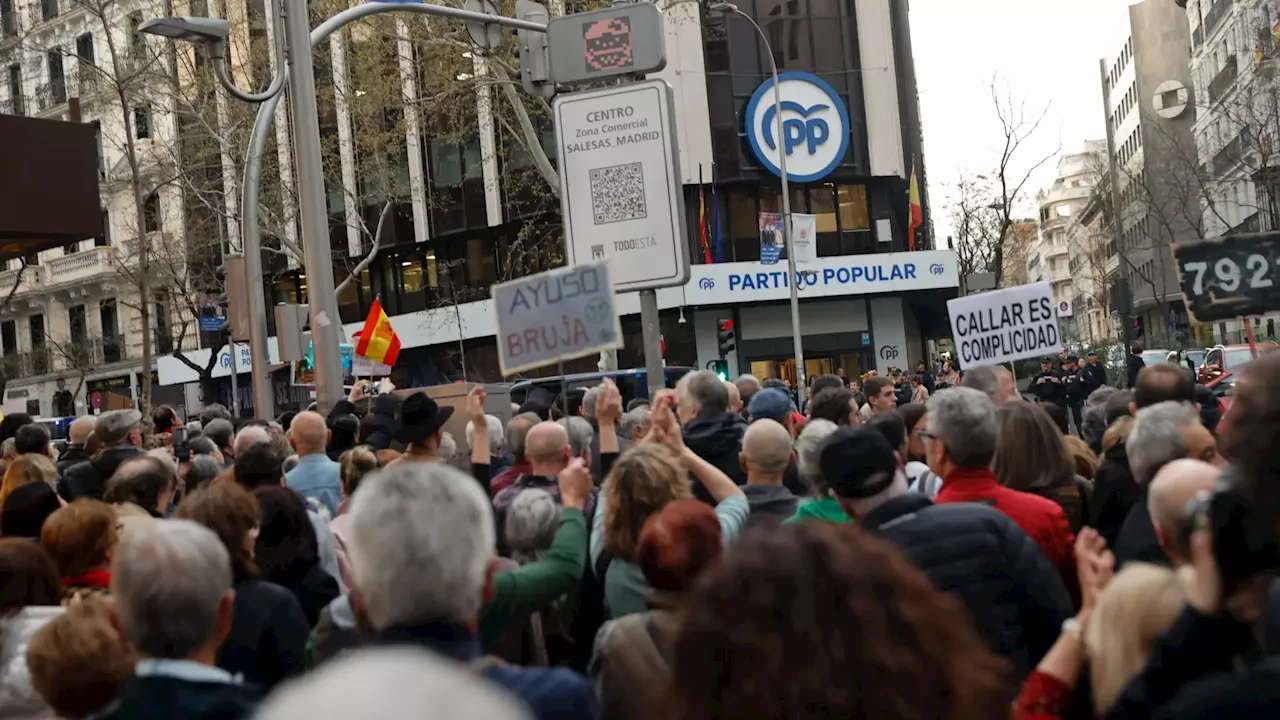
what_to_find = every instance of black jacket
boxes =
[55,444,90,478]
[1080,361,1107,396]
[1063,367,1088,404]
[1127,353,1146,388]
[268,562,341,628]
[1090,442,1140,546]
[1113,490,1170,569]
[861,494,1073,680]
[1032,370,1066,405]
[1196,384,1223,434]
[217,579,310,689]
[742,484,799,523]
[681,411,746,503]
[60,446,145,501]
[87,675,261,720]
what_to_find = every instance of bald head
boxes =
[289,411,329,455]
[524,421,570,469]
[1149,458,1221,566]
[68,416,96,445]
[741,418,793,480]
[725,381,742,414]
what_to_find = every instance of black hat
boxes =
[1041,356,1053,363]
[1065,354,1079,363]
[817,427,898,500]
[394,392,454,444]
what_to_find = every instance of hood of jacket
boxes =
[1,606,64,720]
[785,495,852,524]
[743,484,799,516]
[681,411,746,459]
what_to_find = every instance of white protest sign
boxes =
[492,260,624,376]
[947,281,1062,368]
[352,355,393,377]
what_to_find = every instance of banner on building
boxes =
[791,213,816,264]
[759,213,784,265]
[946,281,1061,369]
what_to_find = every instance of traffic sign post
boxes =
[546,2,666,85]
[1172,231,1280,324]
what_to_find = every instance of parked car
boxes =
[1199,343,1280,384]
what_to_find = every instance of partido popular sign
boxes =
[946,281,1063,368]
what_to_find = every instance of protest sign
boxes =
[946,281,1061,368]
[492,260,624,376]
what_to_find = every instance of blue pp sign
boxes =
[744,72,849,183]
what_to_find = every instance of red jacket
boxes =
[934,467,1076,583]
[490,458,531,498]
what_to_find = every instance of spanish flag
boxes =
[354,298,401,367]
[907,162,923,251]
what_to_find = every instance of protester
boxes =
[329,446,378,591]
[204,419,235,465]
[817,426,1071,678]
[940,358,961,387]
[1,482,62,539]
[669,523,1012,720]
[467,413,508,472]
[993,401,1090,532]
[738,419,799,522]
[595,392,748,618]
[61,410,145,501]
[393,392,455,466]
[927,388,1077,585]
[0,414,33,446]
[0,453,56,506]
[1063,434,1100,481]
[176,482,309,688]
[915,359,936,393]
[1113,401,1221,568]
[233,426,271,462]
[899,404,939,496]
[199,403,233,427]
[103,456,175,547]
[325,414,358,462]
[183,454,221,495]
[1090,392,1139,541]
[618,408,649,443]
[41,499,117,600]
[284,411,343,517]
[911,373,931,404]
[859,375,898,420]
[26,596,137,719]
[494,419,600,554]
[1037,401,1070,435]
[1081,385,1120,454]
[347,460,599,719]
[1126,342,1145,388]
[733,374,760,414]
[590,500,722,720]
[723,380,742,414]
[675,371,747,502]
[961,364,1018,405]
[254,647,533,720]
[497,489,574,665]
[93,520,262,719]
[0,539,64,720]
[784,419,847,524]
[14,424,51,459]
[252,485,340,625]
[152,406,181,436]
[807,386,860,426]
[55,417,96,481]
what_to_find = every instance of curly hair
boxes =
[670,523,1012,720]
[602,443,691,561]
[41,499,117,579]
[176,482,261,583]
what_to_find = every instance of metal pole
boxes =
[1100,57,1133,353]
[282,0,343,413]
[640,290,664,399]
[229,342,240,416]
[729,7,805,392]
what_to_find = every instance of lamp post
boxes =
[709,2,806,394]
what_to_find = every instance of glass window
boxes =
[431,141,462,187]
[837,184,870,231]
[809,185,837,232]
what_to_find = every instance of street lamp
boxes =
[709,1,807,394]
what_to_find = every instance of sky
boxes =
[909,0,1133,240]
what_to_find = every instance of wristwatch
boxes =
[1061,617,1083,639]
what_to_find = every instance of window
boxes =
[23,252,38,266]
[143,193,160,233]
[133,105,151,139]
[6,63,21,115]
[46,50,65,104]
[63,242,78,255]
[0,320,16,355]
[95,210,110,247]
[28,314,45,348]
[0,0,13,37]
[68,305,86,342]
[128,13,145,56]
[75,33,94,64]
[40,0,56,21]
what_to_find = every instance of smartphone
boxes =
[173,426,190,463]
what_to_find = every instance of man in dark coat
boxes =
[677,370,747,504]
[61,410,146,501]
[1127,343,1147,388]
[1032,357,1066,408]
[1062,355,1088,433]
[818,426,1072,680]
[1079,350,1108,396]
[55,416,96,477]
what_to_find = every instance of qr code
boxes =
[589,162,647,225]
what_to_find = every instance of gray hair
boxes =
[282,454,301,474]
[1082,386,1121,448]
[1128,401,1199,486]
[186,454,221,491]
[506,412,540,458]
[112,520,232,659]
[960,365,1010,405]
[926,387,998,468]
[504,489,561,565]
[349,462,494,629]
[198,403,232,426]
[619,407,650,439]
[582,385,603,423]
[233,425,270,457]
[735,373,761,394]
[203,418,233,450]
[252,647,532,720]
[795,418,838,496]
[438,432,457,460]
[185,420,203,437]
[676,370,730,414]
[556,416,594,457]
[465,415,504,455]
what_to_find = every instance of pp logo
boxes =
[698,277,715,290]
[929,263,945,276]
[879,345,900,361]
[744,72,850,183]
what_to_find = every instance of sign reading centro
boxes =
[947,282,1062,368]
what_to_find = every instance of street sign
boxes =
[946,281,1062,369]
[743,71,850,183]
[491,260,623,376]
[463,0,501,50]
[1173,231,1280,323]
[546,2,666,85]
[553,79,688,292]
[199,315,226,332]
[90,391,102,410]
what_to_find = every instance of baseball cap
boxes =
[817,427,898,500]
[747,388,791,422]
[1086,350,1097,356]
[1065,354,1079,363]
[1041,356,1053,363]
[96,409,142,445]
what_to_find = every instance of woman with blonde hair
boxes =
[330,446,379,590]
[1063,435,1099,481]
[0,454,57,506]
[993,402,1090,532]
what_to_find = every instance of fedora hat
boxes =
[394,392,454,444]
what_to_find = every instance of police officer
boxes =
[1032,356,1066,408]
[1062,354,1087,433]
[1080,349,1108,398]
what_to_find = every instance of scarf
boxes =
[62,569,111,589]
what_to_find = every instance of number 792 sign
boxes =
[1173,232,1280,324]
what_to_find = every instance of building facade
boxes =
[1029,141,1103,345]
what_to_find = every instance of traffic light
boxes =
[1133,316,1145,339]
[716,318,736,357]
[710,359,728,380]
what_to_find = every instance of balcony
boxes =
[96,334,127,364]
[1213,126,1252,176]
[1203,0,1233,39]
[75,65,107,97]
[1208,55,1238,104]
[1046,241,1069,259]
[1193,23,1203,50]
[1051,266,1072,284]
[0,265,46,296]
[1230,212,1260,234]
[0,95,23,116]
[47,246,117,285]
[0,350,50,379]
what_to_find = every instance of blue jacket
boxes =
[376,622,599,720]
[285,454,342,517]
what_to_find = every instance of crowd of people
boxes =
[0,350,1277,719]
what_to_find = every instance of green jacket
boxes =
[479,507,587,647]
[783,496,851,525]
